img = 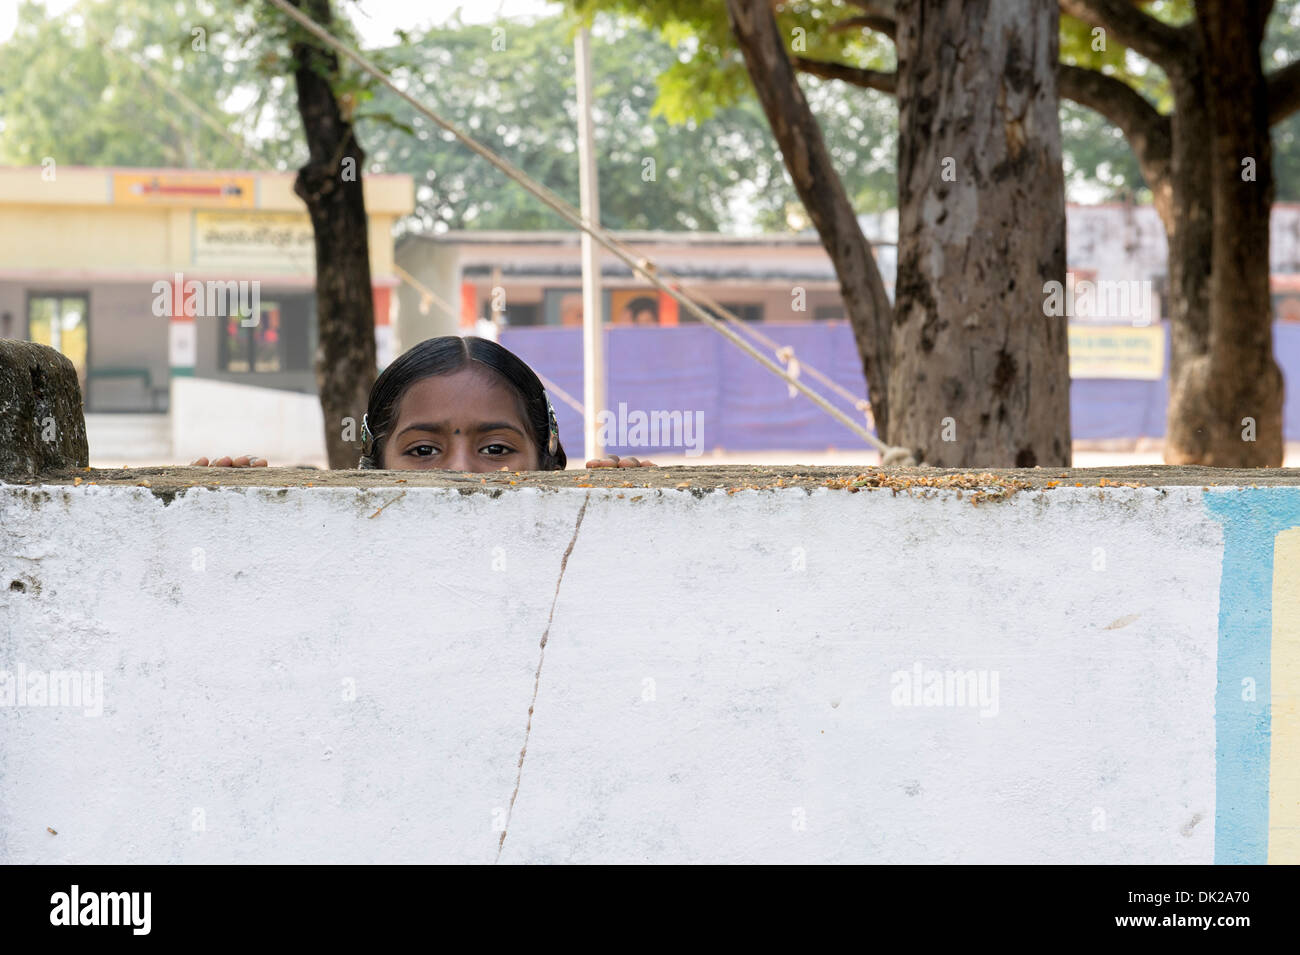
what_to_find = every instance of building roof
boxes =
[0,165,414,215]
[398,229,837,249]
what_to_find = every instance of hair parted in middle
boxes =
[358,335,567,471]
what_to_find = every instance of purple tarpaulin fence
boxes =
[500,321,1300,453]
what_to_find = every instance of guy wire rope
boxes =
[263,0,915,464]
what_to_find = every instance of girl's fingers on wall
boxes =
[583,457,656,468]
[189,455,267,467]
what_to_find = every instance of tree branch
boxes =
[830,15,896,40]
[793,56,897,94]
[1058,0,1187,68]
[724,0,895,439]
[1269,59,1300,125]
[793,51,1175,181]
[1057,63,1173,222]
[845,0,897,17]
[1057,64,1170,165]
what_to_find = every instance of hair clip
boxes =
[545,397,559,456]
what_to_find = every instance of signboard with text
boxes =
[192,212,315,272]
[1068,324,1166,380]
[113,172,255,208]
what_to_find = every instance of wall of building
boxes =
[393,237,461,349]
[0,166,412,280]
[1,473,1296,863]
[398,206,1300,335]
[192,287,317,394]
[395,231,853,334]
[0,279,169,412]
[0,166,414,413]
[86,283,170,410]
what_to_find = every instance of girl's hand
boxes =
[584,454,655,468]
[190,455,268,467]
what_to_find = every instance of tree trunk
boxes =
[724,0,896,440]
[289,0,377,469]
[1162,66,1220,463]
[1176,0,1282,466]
[889,0,1070,466]
[789,1,1291,466]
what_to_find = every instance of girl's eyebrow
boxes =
[395,421,450,437]
[473,422,528,439]
[396,421,526,438]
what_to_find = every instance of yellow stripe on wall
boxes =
[1269,528,1300,863]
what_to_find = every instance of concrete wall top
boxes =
[11,462,1300,492]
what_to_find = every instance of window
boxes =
[1276,290,1300,323]
[27,294,89,396]
[217,296,312,374]
[694,301,763,323]
[482,300,541,326]
[220,301,286,373]
[544,288,585,326]
[611,290,659,325]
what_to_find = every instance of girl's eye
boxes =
[408,444,438,457]
[481,444,514,456]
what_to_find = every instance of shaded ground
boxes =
[11,463,1300,493]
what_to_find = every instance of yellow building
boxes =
[0,165,412,463]
[0,165,412,406]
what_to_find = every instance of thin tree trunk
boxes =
[724,0,895,440]
[889,0,1070,466]
[1177,0,1282,466]
[289,0,376,469]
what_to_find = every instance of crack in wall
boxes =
[495,492,590,863]
[367,490,407,519]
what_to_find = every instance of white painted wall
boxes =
[169,377,328,468]
[85,414,172,465]
[0,482,1223,863]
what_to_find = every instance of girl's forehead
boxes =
[394,365,528,425]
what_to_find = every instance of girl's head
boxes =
[359,336,566,472]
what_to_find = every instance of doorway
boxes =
[26,292,90,402]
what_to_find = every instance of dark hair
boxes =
[358,335,566,470]
[627,296,658,320]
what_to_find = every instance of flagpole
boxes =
[575,25,605,463]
